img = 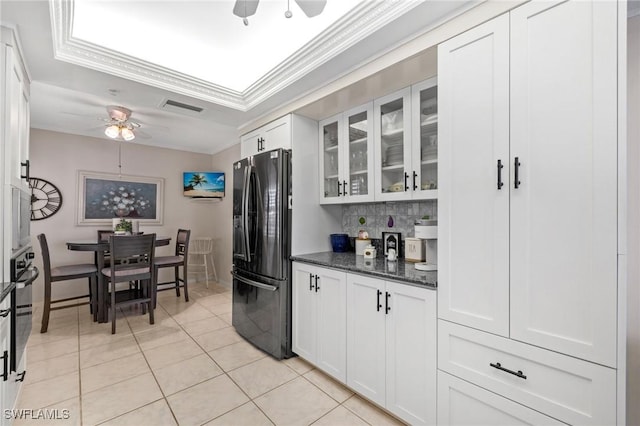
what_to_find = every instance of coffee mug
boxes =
[387,248,397,261]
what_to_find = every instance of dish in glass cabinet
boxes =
[386,182,404,192]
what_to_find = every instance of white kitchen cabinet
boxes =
[240,115,291,158]
[319,104,375,204]
[437,14,510,336]
[508,0,618,367]
[410,77,438,200]
[437,371,564,426]
[0,297,9,426]
[291,262,347,381]
[437,0,620,424]
[438,320,616,426]
[438,0,618,367]
[346,274,436,425]
[2,26,31,194]
[373,87,412,201]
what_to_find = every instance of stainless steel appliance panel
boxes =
[11,187,31,254]
[233,149,290,281]
[232,271,290,359]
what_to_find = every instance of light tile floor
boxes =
[15,282,405,426]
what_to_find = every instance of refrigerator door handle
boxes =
[241,165,252,262]
[231,271,278,292]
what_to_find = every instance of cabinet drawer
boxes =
[438,371,564,425]
[438,320,616,426]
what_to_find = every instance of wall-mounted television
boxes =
[183,172,225,198]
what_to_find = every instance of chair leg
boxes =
[40,279,52,333]
[175,266,181,297]
[90,275,98,322]
[203,255,209,288]
[111,279,117,334]
[148,279,155,325]
[210,253,218,282]
[182,265,189,302]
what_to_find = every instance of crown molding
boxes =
[49,0,422,112]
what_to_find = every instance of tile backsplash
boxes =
[341,200,437,240]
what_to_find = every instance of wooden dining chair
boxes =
[96,229,114,267]
[37,234,98,333]
[102,234,156,334]
[154,229,191,302]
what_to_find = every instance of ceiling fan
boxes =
[233,0,327,25]
[102,105,141,141]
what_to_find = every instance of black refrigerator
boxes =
[232,148,292,359]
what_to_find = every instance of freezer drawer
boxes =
[232,271,290,359]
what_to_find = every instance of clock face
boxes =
[28,178,63,220]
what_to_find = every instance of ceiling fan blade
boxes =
[233,0,259,18]
[133,129,152,139]
[295,0,326,17]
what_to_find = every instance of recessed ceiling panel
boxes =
[72,0,360,92]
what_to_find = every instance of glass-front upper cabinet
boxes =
[319,114,342,203]
[319,104,374,204]
[343,103,374,203]
[411,77,438,200]
[374,87,412,201]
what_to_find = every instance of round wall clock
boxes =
[29,177,63,220]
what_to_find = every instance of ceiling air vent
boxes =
[160,99,204,115]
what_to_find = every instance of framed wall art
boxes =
[76,170,164,225]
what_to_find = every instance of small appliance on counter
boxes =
[407,220,438,270]
[405,238,426,262]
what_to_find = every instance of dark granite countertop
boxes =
[291,252,437,289]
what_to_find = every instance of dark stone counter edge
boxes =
[291,255,437,290]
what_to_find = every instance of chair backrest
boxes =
[36,234,52,283]
[190,237,213,254]
[176,229,191,258]
[108,234,156,282]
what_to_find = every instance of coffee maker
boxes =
[406,220,437,270]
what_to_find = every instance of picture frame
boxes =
[382,231,402,256]
[76,170,164,226]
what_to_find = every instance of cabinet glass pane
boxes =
[323,121,340,198]
[419,86,438,190]
[379,98,406,194]
[348,111,369,196]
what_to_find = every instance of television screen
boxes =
[183,172,225,198]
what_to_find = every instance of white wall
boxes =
[209,143,241,287]
[627,14,640,426]
[29,128,216,303]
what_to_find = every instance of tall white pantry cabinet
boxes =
[437,1,624,425]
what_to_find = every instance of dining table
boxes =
[66,235,172,323]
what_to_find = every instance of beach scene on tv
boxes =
[183,172,225,198]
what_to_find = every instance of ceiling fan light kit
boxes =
[103,105,139,141]
[233,0,326,25]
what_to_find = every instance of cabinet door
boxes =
[385,282,436,426]
[343,103,374,203]
[6,44,30,192]
[0,299,12,422]
[291,262,317,362]
[437,371,565,426]
[263,115,291,151]
[437,14,510,336]
[240,128,261,158]
[315,267,347,382]
[411,77,438,200]
[319,114,343,204]
[374,87,412,201]
[509,0,617,367]
[346,274,386,406]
